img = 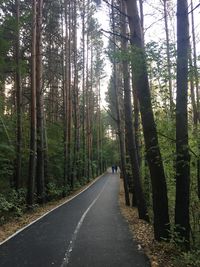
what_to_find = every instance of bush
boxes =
[46,182,69,200]
[0,188,26,224]
[179,250,200,267]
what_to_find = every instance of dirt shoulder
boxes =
[118,178,176,267]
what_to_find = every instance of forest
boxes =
[0,0,200,266]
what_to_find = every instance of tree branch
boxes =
[101,28,130,41]
[102,0,128,18]
[157,131,198,157]
[189,3,200,14]
[102,105,118,123]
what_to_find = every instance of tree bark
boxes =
[124,0,170,240]
[190,0,199,119]
[163,0,174,113]
[63,0,68,194]
[190,0,200,200]
[81,0,87,179]
[131,58,140,207]
[27,0,37,206]
[121,1,148,221]
[36,0,45,204]
[112,0,130,206]
[72,0,81,183]
[175,0,190,248]
[14,0,22,190]
[189,45,198,126]
[67,0,72,188]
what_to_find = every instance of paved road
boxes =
[0,172,150,267]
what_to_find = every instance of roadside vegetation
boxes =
[103,0,200,266]
[0,0,200,266]
[0,0,118,224]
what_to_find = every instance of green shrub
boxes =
[0,188,26,224]
[46,182,69,200]
[179,250,200,267]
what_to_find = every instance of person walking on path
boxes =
[115,165,118,173]
[0,173,150,267]
[112,165,115,173]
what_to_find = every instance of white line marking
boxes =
[0,173,107,246]
[61,179,109,267]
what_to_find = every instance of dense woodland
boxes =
[0,0,118,217]
[0,0,200,265]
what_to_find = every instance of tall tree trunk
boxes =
[81,0,86,179]
[27,0,37,206]
[121,1,148,221]
[163,0,174,113]
[189,45,198,126]
[98,86,103,174]
[89,45,94,178]
[175,0,190,248]
[63,0,68,194]
[14,0,22,190]
[131,55,140,208]
[138,0,144,33]
[67,0,72,188]
[112,0,130,206]
[97,79,102,175]
[124,0,170,240]
[0,81,5,115]
[190,0,200,200]
[86,12,90,181]
[72,0,80,183]
[36,0,45,204]
[130,46,140,207]
[190,0,199,119]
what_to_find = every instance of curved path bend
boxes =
[0,172,150,267]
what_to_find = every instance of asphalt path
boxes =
[0,172,150,267]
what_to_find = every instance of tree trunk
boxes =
[81,0,86,179]
[63,0,68,194]
[130,50,140,207]
[163,0,174,113]
[124,0,170,240]
[27,0,37,207]
[138,0,144,33]
[175,0,190,248]
[14,0,22,190]
[190,0,200,200]
[36,0,45,204]
[67,0,72,188]
[86,13,91,181]
[97,79,102,175]
[131,57,140,207]
[189,45,198,126]
[121,1,148,221]
[72,0,81,183]
[190,0,199,119]
[112,0,130,206]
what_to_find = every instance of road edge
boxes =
[0,172,107,246]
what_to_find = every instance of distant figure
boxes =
[112,165,115,173]
[115,165,118,173]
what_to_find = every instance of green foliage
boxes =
[0,189,26,224]
[180,249,200,267]
[0,116,15,185]
[79,176,88,186]
[47,122,64,182]
[46,182,68,201]
[0,144,14,178]
[0,195,12,214]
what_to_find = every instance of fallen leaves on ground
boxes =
[118,179,176,267]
